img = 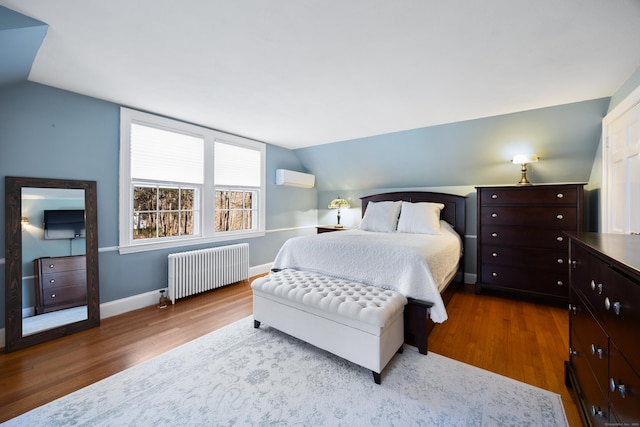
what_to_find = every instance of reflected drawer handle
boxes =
[557,193,564,199]
[492,252,498,257]
[49,279,55,284]
[491,213,498,218]
[491,194,498,199]
[556,214,564,220]
[610,378,627,398]
[51,293,56,298]
[569,347,578,356]
[492,272,498,277]
[556,236,563,242]
[557,280,563,286]
[569,304,578,315]
[491,232,498,237]
[557,259,564,264]
[49,264,55,269]
[590,280,603,294]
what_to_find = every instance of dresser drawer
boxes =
[41,284,87,306]
[571,294,609,390]
[603,266,640,370]
[41,269,86,290]
[480,264,568,296]
[570,243,610,321]
[570,328,611,426]
[481,246,568,271]
[481,226,569,249]
[480,206,577,228]
[609,341,640,425]
[479,186,579,206]
[37,255,85,273]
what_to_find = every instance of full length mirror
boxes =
[5,177,100,352]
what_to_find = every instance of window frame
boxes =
[119,108,265,254]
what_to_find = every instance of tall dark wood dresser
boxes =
[565,232,640,426]
[476,184,584,303]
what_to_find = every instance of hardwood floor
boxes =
[1,279,580,425]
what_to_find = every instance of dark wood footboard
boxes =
[404,272,463,354]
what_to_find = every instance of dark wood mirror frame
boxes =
[4,176,100,352]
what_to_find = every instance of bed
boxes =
[271,191,466,354]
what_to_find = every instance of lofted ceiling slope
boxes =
[1,1,639,149]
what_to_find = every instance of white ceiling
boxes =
[3,0,640,149]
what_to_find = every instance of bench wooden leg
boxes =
[254,319,261,328]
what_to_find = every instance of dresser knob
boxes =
[491,232,498,237]
[610,378,627,398]
[557,280,563,286]
[492,252,498,257]
[557,193,564,199]
[492,272,498,277]
[556,236,563,242]
[49,264,55,268]
[50,279,55,284]
[491,194,498,199]
[491,213,498,218]
[604,297,619,314]
[51,293,56,298]
[556,214,564,220]
[590,344,604,359]
[557,258,564,264]
[569,304,578,314]
[591,405,604,419]
[569,347,578,356]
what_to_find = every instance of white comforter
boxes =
[271,221,462,323]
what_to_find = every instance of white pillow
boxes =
[359,201,402,232]
[396,201,445,234]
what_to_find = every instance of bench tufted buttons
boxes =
[252,269,407,327]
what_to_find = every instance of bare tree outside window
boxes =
[133,186,195,239]
[215,190,254,232]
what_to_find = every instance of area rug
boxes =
[4,316,568,426]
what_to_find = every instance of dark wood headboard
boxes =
[360,191,466,238]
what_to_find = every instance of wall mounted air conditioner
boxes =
[275,169,315,188]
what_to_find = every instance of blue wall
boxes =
[0,81,317,328]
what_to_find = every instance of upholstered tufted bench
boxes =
[251,269,407,384]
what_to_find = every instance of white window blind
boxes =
[214,140,261,187]
[131,123,204,184]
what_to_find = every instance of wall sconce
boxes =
[512,154,539,186]
[328,197,350,228]
[21,216,29,231]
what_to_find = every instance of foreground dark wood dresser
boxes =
[565,232,640,426]
[34,255,87,314]
[476,184,584,303]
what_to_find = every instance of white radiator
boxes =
[167,243,249,303]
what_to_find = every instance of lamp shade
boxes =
[512,154,539,164]
[328,198,350,209]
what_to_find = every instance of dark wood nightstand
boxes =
[316,226,349,234]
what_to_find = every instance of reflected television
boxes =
[43,209,86,240]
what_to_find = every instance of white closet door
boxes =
[603,94,640,234]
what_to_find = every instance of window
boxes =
[119,108,265,253]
